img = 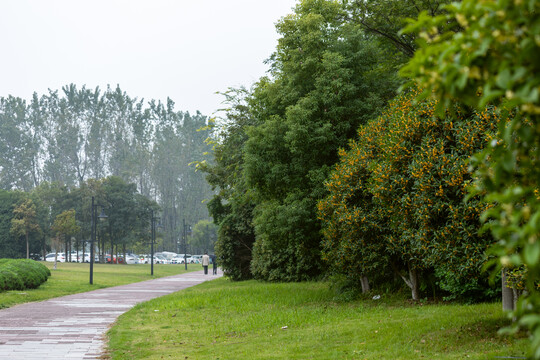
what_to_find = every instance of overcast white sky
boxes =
[0,0,298,117]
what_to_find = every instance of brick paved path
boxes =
[0,269,222,359]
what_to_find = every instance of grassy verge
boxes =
[0,262,199,309]
[105,279,529,360]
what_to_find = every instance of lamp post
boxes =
[150,210,160,276]
[183,219,191,270]
[90,196,108,285]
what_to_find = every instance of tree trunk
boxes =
[25,232,29,259]
[42,237,47,261]
[360,275,370,293]
[409,268,420,301]
[501,269,514,312]
[391,262,420,300]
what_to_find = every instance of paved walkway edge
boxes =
[0,269,222,359]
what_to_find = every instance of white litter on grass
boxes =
[372,295,381,300]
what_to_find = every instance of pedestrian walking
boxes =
[202,251,210,275]
[212,254,218,275]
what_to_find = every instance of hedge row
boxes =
[0,259,51,291]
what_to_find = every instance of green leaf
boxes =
[524,242,540,267]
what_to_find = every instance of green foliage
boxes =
[245,0,402,281]
[344,0,452,58]
[0,190,26,258]
[0,259,50,291]
[99,176,161,257]
[201,88,258,281]
[214,201,257,281]
[319,89,500,300]
[400,0,540,356]
[0,96,37,191]
[51,209,80,239]
[189,219,217,254]
[250,195,322,281]
[11,199,42,256]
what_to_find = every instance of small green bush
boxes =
[0,259,50,291]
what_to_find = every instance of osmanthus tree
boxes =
[319,88,500,300]
[317,115,390,293]
[399,0,540,356]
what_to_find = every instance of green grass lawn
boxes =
[105,278,529,360]
[0,261,199,309]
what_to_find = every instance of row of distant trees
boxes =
[2,176,219,261]
[0,177,158,261]
[0,84,215,254]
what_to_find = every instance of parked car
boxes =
[154,254,168,264]
[68,252,89,263]
[125,254,139,264]
[138,255,150,264]
[161,251,177,262]
[171,255,185,264]
[45,253,66,262]
[29,253,42,261]
[105,254,124,264]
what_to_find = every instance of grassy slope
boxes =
[106,278,529,360]
[0,261,199,309]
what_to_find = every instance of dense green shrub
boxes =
[0,259,50,291]
[214,201,257,281]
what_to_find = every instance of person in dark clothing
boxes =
[212,254,218,275]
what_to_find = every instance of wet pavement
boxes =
[0,269,222,359]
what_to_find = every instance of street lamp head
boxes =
[98,209,108,221]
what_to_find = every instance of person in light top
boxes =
[201,251,210,275]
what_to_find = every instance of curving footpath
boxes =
[0,269,222,359]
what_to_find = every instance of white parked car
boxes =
[154,254,168,264]
[69,252,87,263]
[45,253,66,262]
[125,254,139,264]
[171,255,186,264]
